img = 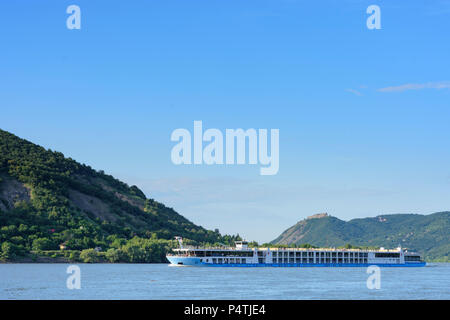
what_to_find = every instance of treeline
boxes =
[33,237,177,263]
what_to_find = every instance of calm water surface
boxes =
[0,263,449,299]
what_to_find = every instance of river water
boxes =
[0,263,448,299]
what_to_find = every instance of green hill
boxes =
[271,213,450,262]
[0,129,239,262]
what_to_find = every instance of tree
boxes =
[105,248,121,263]
[80,249,100,263]
[32,238,55,251]
[68,251,79,262]
[1,242,18,260]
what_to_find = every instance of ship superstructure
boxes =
[166,239,425,267]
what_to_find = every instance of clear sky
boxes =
[1,0,450,243]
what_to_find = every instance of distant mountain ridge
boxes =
[271,212,450,261]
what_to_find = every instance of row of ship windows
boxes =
[404,256,421,261]
[270,252,369,258]
[183,251,373,258]
[272,258,369,264]
[201,258,249,264]
[189,252,253,257]
[199,258,370,264]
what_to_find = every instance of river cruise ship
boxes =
[166,238,426,267]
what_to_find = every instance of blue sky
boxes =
[1,0,450,243]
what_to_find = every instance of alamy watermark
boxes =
[366,265,381,290]
[66,5,81,30]
[171,121,279,175]
[66,265,81,290]
[367,5,381,30]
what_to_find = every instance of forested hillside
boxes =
[0,129,240,263]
